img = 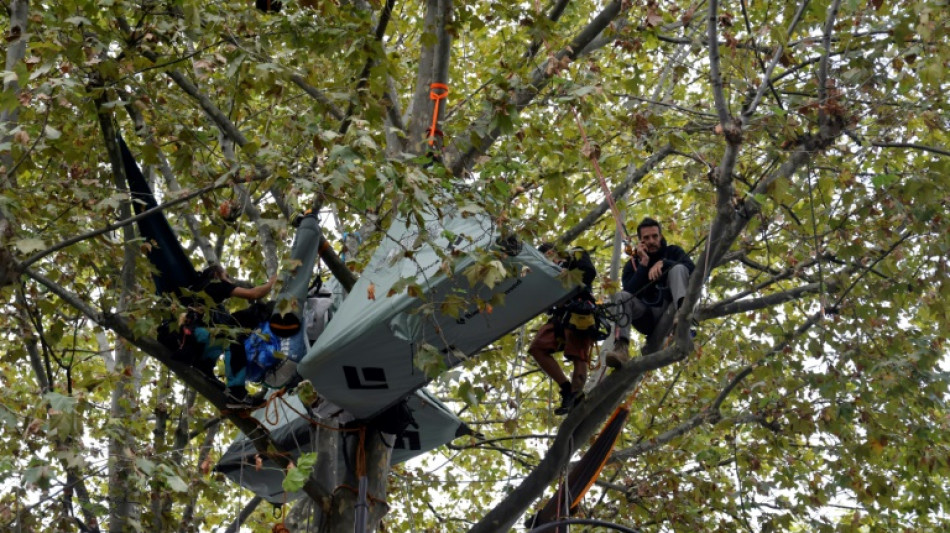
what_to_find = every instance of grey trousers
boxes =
[613,263,690,341]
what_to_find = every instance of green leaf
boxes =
[14,238,46,254]
[282,452,318,494]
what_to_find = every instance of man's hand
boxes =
[637,242,650,266]
[648,260,664,281]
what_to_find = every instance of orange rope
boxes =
[572,107,627,239]
[427,82,449,147]
[356,426,368,477]
[334,484,388,506]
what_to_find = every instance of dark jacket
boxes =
[545,247,597,323]
[621,238,694,307]
[560,247,597,299]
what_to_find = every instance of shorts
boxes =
[528,322,594,363]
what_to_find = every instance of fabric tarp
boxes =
[298,208,578,419]
[119,136,198,294]
[527,405,630,530]
[215,389,468,504]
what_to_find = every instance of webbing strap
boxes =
[572,107,628,239]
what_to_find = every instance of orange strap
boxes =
[572,107,627,239]
[571,405,630,509]
[427,83,450,147]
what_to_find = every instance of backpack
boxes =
[304,285,334,345]
[243,322,284,383]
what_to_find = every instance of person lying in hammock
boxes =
[189,264,278,408]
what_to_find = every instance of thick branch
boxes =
[470,342,689,532]
[707,0,731,127]
[22,267,331,503]
[0,0,29,182]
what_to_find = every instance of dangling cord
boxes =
[354,426,370,533]
[806,160,827,317]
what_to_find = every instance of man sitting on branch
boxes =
[605,217,694,368]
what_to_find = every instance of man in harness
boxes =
[605,217,695,367]
[528,243,599,415]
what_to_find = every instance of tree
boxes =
[1,0,948,531]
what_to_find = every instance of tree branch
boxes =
[223,496,263,533]
[707,0,731,128]
[870,142,950,158]
[448,0,626,177]
[21,266,332,503]
[558,145,675,244]
[741,0,810,120]
[20,180,227,270]
[119,89,217,262]
[696,279,832,320]
[339,0,399,136]
[470,339,689,532]
[816,0,843,127]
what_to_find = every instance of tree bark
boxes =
[97,98,143,533]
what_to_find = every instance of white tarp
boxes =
[297,208,578,419]
[215,389,468,504]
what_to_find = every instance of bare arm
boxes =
[230,274,277,300]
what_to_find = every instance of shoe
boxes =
[605,338,630,369]
[554,382,576,415]
[555,391,585,415]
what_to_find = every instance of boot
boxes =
[554,382,576,416]
[605,338,630,369]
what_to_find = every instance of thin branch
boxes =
[558,145,675,244]
[448,0,626,177]
[741,0,810,120]
[289,74,346,121]
[223,497,262,533]
[816,0,843,126]
[20,180,228,269]
[870,142,950,158]
[711,310,822,412]
[339,0,398,136]
[696,279,831,320]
